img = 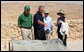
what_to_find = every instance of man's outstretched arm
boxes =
[37,20,49,28]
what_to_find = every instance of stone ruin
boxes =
[9,37,69,51]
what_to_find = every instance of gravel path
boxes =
[67,40,83,51]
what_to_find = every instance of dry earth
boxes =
[1,2,83,51]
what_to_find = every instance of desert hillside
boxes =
[1,2,83,51]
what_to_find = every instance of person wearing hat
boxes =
[18,5,32,40]
[44,11,53,40]
[55,9,68,46]
[55,9,66,40]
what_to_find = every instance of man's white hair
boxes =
[38,5,45,10]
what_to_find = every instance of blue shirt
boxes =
[44,16,53,31]
[33,11,44,29]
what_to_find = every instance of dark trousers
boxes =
[57,31,63,40]
[57,31,67,46]
[34,29,38,40]
[34,28,46,40]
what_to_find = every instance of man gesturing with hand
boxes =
[33,5,49,40]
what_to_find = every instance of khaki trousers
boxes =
[46,33,51,40]
[21,28,32,40]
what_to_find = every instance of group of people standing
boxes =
[18,5,68,46]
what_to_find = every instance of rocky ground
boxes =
[1,2,83,51]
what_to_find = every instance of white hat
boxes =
[57,9,65,15]
[44,11,49,13]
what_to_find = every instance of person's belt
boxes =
[22,27,31,29]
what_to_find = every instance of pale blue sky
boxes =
[1,1,83,5]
